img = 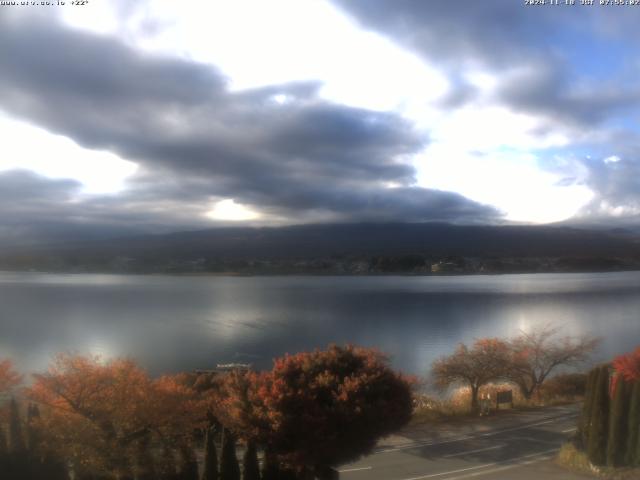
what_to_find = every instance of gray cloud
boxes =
[0,13,500,242]
[331,1,573,68]
[332,1,640,128]
[0,170,211,245]
[332,0,640,224]
[493,61,640,128]
[575,132,640,218]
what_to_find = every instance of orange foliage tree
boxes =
[219,345,414,477]
[0,359,22,397]
[215,369,266,442]
[27,354,202,479]
[432,338,511,411]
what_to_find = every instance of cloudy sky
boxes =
[1,0,640,244]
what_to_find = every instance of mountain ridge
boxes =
[2,222,640,274]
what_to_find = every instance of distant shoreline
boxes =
[3,267,640,277]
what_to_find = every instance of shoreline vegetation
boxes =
[2,222,640,275]
[2,257,640,277]
[1,327,613,479]
[0,346,415,480]
[555,348,640,479]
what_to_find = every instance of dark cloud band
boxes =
[0,12,500,242]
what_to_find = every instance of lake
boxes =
[0,271,638,377]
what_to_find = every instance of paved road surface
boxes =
[338,404,592,480]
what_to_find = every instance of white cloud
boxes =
[50,0,597,224]
[0,112,137,194]
[412,102,592,223]
[416,146,593,224]
[60,0,449,113]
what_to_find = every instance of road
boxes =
[338,404,593,480]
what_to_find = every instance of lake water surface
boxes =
[0,271,638,376]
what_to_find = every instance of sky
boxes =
[2,0,640,244]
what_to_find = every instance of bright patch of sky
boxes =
[50,0,597,223]
[0,112,137,194]
[206,199,260,222]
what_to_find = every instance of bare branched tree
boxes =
[431,338,511,411]
[507,325,600,399]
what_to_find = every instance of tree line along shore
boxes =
[0,327,637,480]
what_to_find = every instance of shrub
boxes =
[627,381,640,466]
[587,365,610,466]
[540,373,587,400]
[607,378,631,467]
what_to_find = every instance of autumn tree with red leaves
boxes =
[27,354,202,479]
[0,359,22,397]
[432,338,511,411]
[27,355,154,478]
[0,359,25,479]
[612,346,640,382]
[220,345,414,478]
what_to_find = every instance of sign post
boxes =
[496,390,514,409]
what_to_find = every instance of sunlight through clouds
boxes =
[12,0,630,227]
[416,146,593,224]
[60,0,449,113]
[206,199,260,222]
[0,113,138,194]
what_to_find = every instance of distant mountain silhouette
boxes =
[2,222,640,274]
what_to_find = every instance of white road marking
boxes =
[376,415,576,453]
[338,466,372,473]
[441,452,555,480]
[399,448,558,480]
[400,463,498,480]
[562,427,577,433]
[508,436,559,446]
[442,445,504,458]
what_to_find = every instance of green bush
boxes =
[541,373,588,399]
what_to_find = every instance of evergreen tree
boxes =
[278,468,297,480]
[587,365,610,465]
[26,403,45,480]
[27,403,41,453]
[158,445,178,480]
[8,397,25,453]
[607,377,630,466]
[261,450,280,480]
[627,381,640,466]
[220,429,240,480]
[7,397,30,480]
[636,419,640,468]
[178,443,199,480]
[579,368,598,448]
[43,454,71,480]
[0,423,8,479]
[242,441,261,480]
[201,427,218,480]
[135,435,157,480]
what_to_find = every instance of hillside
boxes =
[2,223,640,274]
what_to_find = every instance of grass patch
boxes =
[556,443,640,480]
[411,382,583,425]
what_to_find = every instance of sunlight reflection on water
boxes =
[0,271,638,376]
